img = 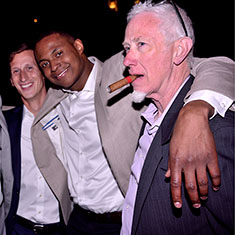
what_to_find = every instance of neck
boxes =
[151,64,190,115]
[71,55,94,91]
[22,89,47,116]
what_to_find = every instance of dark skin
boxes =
[35,32,220,208]
[167,100,220,208]
[35,33,93,92]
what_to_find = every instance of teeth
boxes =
[21,83,32,88]
[57,68,68,78]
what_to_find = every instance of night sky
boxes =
[1,0,234,106]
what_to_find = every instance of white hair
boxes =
[127,0,195,60]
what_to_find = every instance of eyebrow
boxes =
[123,37,142,45]
[38,47,59,64]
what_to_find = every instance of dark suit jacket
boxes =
[131,76,234,235]
[3,106,23,234]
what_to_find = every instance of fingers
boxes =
[165,164,171,178]
[170,165,182,208]
[184,168,201,208]
[171,167,207,209]
[196,167,208,200]
[207,156,221,191]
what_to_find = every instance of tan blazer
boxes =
[31,89,71,224]
[31,53,234,219]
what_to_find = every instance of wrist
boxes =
[183,100,214,119]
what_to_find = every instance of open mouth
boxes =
[21,82,33,89]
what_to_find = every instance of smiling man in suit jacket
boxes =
[121,1,234,234]
[3,44,71,235]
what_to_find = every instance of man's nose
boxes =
[123,50,137,68]
[20,71,28,82]
[50,60,60,72]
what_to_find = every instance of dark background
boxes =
[1,0,234,106]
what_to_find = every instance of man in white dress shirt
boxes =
[3,44,68,234]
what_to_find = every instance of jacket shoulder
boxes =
[3,106,23,121]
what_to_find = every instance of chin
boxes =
[132,90,147,103]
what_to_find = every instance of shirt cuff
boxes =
[185,90,233,118]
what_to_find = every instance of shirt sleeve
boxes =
[185,90,233,118]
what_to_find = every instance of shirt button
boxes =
[221,102,226,108]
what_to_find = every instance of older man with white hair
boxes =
[121,1,234,234]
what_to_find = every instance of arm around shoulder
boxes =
[189,56,235,100]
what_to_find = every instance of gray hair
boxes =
[127,0,195,46]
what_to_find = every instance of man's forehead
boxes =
[11,50,35,64]
[129,12,159,25]
[126,13,159,33]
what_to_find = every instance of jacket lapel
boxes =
[132,75,194,234]
[4,106,23,185]
[33,88,68,126]
[131,127,163,234]
[31,88,71,223]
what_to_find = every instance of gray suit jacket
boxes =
[131,76,234,235]
[31,53,234,206]
[0,96,13,235]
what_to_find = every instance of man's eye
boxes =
[56,51,63,57]
[138,42,146,47]
[12,69,19,75]
[41,62,49,69]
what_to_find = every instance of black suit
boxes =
[131,76,234,235]
[3,106,23,234]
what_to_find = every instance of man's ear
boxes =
[10,78,15,87]
[173,37,193,65]
[74,39,84,54]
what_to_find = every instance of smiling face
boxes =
[35,33,91,91]
[123,12,175,102]
[10,50,46,103]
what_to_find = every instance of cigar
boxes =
[107,75,139,93]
